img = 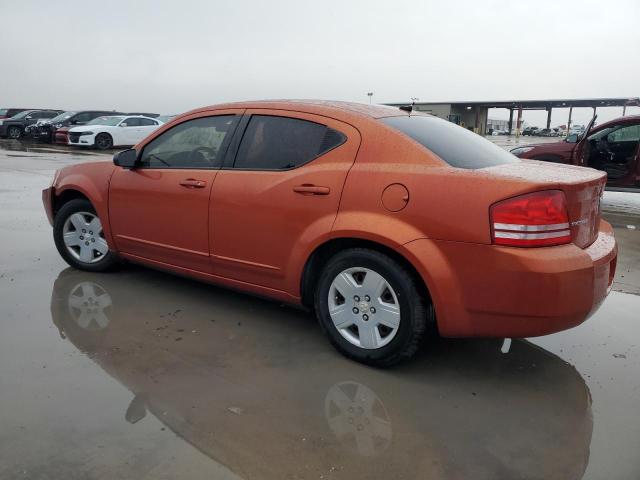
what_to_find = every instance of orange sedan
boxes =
[42,101,617,366]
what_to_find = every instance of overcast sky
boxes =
[1,0,638,127]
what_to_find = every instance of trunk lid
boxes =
[485,160,606,248]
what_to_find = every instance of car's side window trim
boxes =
[137,114,240,170]
[224,113,347,172]
[222,114,251,169]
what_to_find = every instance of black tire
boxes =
[95,133,113,150]
[314,248,430,367]
[7,126,22,139]
[53,199,118,272]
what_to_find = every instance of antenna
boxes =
[399,97,419,114]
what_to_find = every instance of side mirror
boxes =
[566,133,579,143]
[26,115,33,120]
[113,148,138,169]
[120,122,128,127]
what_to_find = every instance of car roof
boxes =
[592,115,640,131]
[71,110,124,114]
[184,100,414,123]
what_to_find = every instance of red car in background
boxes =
[54,126,71,145]
[511,115,640,188]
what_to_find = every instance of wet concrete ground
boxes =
[0,138,639,479]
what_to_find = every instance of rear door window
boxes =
[233,115,346,170]
[381,115,520,169]
[123,118,141,127]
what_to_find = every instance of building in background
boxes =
[386,98,639,136]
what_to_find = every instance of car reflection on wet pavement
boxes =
[0,138,639,479]
[43,267,593,480]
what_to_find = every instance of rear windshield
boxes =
[381,115,520,169]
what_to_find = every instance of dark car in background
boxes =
[0,109,62,139]
[27,110,125,143]
[0,108,31,120]
[512,115,640,188]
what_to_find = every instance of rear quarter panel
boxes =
[333,122,560,247]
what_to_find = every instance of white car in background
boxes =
[68,115,163,150]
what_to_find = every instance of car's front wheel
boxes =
[314,248,430,367]
[94,133,113,150]
[53,199,118,272]
[7,126,22,139]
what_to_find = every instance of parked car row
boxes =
[0,109,62,139]
[0,107,175,149]
[522,126,565,137]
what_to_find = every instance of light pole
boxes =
[367,92,373,104]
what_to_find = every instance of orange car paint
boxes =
[43,100,617,338]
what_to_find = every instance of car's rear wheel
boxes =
[95,133,113,150]
[53,199,118,272]
[7,126,22,139]
[314,248,429,367]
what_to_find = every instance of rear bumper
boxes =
[404,220,617,338]
[42,186,55,226]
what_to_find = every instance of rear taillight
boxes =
[490,190,571,247]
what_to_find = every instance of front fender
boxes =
[54,162,117,249]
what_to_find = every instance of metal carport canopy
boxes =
[387,97,640,110]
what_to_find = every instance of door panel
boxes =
[109,168,218,272]
[210,110,361,293]
[108,109,243,272]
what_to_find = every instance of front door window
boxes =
[586,124,640,180]
[140,115,239,169]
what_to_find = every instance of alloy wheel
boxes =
[327,267,401,349]
[95,134,111,149]
[62,212,109,264]
[8,127,21,139]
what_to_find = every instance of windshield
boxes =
[50,111,77,123]
[88,116,125,126]
[587,127,615,142]
[10,110,34,120]
[381,115,520,169]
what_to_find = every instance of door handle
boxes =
[179,178,207,188]
[293,184,330,195]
